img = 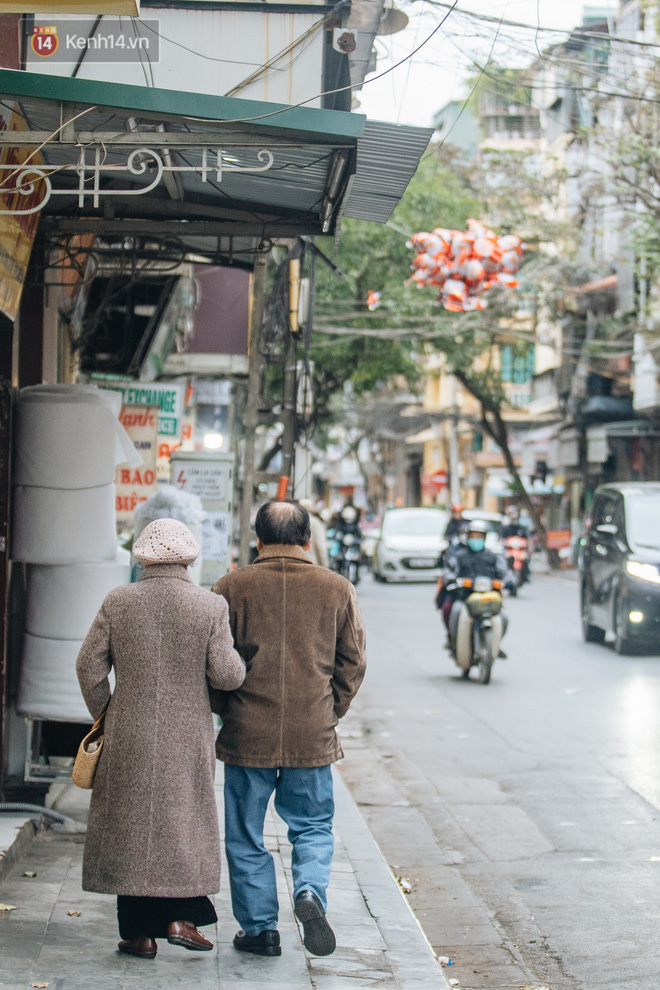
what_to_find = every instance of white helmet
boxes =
[467,519,488,535]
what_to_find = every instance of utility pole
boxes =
[238,250,268,566]
[280,255,299,492]
[448,373,461,505]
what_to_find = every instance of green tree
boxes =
[311,145,581,553]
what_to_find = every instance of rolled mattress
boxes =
[17,633,92,723]
[25,550,130,640]
[12,484,118,564]
[14,384,141,489]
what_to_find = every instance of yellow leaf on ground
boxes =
[31,983,49,988]
[66,910,82,917]
[0,903,16,911]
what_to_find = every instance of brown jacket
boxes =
[211,544,366,768]
[76,564,245,897]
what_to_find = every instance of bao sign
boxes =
[115,405,159,530]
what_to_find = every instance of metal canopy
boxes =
[0,69,431,259]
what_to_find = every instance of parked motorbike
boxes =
[327,529,361,584]
[503,534,530,596]
[446,576,504,684]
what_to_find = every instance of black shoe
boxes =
[498,649,508,659]
[294,890,336,956]
[233,929,281,957]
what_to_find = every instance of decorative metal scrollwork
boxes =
[0,146,276,214]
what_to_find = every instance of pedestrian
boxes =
[76,518,245,961]
[211,499,366,959]
[299,497,329,567]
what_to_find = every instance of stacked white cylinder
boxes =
[13,385,140,723]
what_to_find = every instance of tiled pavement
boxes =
[0,768,450,990]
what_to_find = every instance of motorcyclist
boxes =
[502,506,530,584]
[502,506,528,540]
[436,520,508,652]
[444,504,466,540]
[335,500,362,538]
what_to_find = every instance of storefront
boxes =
[0,69,431,796]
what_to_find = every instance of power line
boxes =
[180,0,462,125]
[415,0,660,52]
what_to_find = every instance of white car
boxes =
[373,508,449,583]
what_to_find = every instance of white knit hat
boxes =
[133,518,201,567]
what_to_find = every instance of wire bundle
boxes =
[406,219,523,312]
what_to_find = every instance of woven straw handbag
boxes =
[72,711,106,789]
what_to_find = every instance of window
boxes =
[500,344,535,384]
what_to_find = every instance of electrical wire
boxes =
[178,0,462,125]
[421,0,508,164]
[414,0,660,52]
[0,104,98,190]
[224,12,333,97]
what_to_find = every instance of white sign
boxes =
[172,461,230,500]
[100,381,184,438]
[202,511,230,562]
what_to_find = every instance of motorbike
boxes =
[327,529,361,584]
[446,576,504,684]
[503,534,530,596]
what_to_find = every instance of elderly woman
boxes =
[76,518,245,960]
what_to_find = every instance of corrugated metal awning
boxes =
[344,120,433,223]
[0,69,431,258]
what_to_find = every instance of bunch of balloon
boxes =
[406,219,523,312]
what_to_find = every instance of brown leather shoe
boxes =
[118,936,157,959]
[166,920,213,951]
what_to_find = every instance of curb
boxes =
[0,819,36,885]
[334,768,452,990]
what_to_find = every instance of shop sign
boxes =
[115,405,159,530]
[0,104,44,321]
[546,529,571,550]
[100,380,184,482]
[107,382,183,437]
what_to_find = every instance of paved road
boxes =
[338,571,660,990]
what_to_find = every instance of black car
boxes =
[581,483,660,654]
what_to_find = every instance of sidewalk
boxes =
[0,767,450,990]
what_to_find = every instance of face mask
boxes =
[468,537,485,552]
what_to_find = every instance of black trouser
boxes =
[117,896,217,939]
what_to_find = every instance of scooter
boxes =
[503,534,530,596]
[339,532,361,584]
[327,529,361,584]
[446,576,504,684]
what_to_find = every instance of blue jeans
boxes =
[223,764,335,936]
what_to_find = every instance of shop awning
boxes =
[0,69,432,263]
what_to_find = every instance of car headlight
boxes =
[626,560,660,584]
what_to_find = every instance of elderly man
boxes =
[211,499,366,958]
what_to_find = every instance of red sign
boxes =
[421,472,447,496]
[546,529,571,550]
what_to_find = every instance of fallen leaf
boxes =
[22,871,37,878]
[31,983,49,988]
[0,903,16,912]
[67,910,82,917]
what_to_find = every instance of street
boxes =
[339,570,660,990]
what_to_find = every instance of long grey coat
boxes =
[76,563,245,897]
